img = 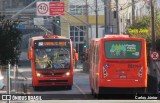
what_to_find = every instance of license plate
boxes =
[119,75,127,78]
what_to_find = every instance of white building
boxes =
[110,0,149,34]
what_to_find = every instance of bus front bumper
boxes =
[99,79,147,88]
[33,77,73,86]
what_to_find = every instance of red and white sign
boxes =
[150,52,159,60]
[37,2,49,16]
[37,2,64,16]
[49,2,64,16]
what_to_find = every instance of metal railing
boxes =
[10,64,28,94]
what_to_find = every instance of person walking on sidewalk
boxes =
[75,53,79,69]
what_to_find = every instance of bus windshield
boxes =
[104,40,142,59]
[35,47,70,70]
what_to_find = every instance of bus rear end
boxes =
[99,38,147,94]
[31,38,73,90]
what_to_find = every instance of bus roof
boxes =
[31,35,68,41]
[104,35,129,38]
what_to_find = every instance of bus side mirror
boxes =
[28,49,33,60]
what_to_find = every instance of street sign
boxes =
[37,2,49,16]
[150,52,159,60]
[36,1,64,16]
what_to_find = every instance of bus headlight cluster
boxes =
[64,72,70,76]
[138,67,143,78]
[36,72,42,77]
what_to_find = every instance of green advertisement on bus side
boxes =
[105,41,142,59]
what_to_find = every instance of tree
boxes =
[126,16,150,44]
[0,16,22,66]
[126,11,160,52]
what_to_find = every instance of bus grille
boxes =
[42,73,64,77]
[38,80,68,83]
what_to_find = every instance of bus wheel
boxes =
[93,91,97,98]
[67,86,72,90]
[97,93,102,99]
[33,86,40,91]
[97,88,103,99]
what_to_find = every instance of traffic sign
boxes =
[37,2,49,16]
[49,2,64,16]
[36,2,64,16]
[150,52,159,60]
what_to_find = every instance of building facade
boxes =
[1,0,105,56]
[109,0,149,34]
[61,0,105,55]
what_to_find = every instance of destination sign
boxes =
[34,39,70,48]
[37,41,67,46]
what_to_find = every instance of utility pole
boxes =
[151,0,156,51]
[132,0,135,24]
[104,0,107,34]
[115,0,120,34]
[85,0,89,47]
[95,0,98,38]
[148,0,158,94]
[104,0,111,34]
[0,0,5,16]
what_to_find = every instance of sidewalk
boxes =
[74,61,83,72]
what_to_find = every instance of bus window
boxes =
[104,40,142,59]
[35,48,70,69]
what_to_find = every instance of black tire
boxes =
[97,87,104,99]
[67,85,72,90]
[92,89,97,98]
[33,86,40,91]
[91,88,94,96]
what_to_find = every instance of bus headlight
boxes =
[64,72,70,76]
[36,73,42,77]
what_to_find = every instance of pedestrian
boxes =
[73,48,76,67]
[75,53,79,69]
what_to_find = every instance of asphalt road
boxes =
[0,60,160,103]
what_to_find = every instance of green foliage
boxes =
[126,16,150,41]
[0,16,22,65]
[126,13,160,51]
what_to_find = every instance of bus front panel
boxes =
[32,39,73,87]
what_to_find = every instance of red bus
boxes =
[28,35,73,90]
[89,35,147,97]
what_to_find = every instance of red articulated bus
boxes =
[28,35,73,90]
[89,35,147,97]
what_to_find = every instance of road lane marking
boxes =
[73,81,87,99]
